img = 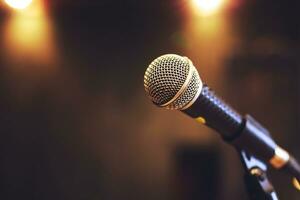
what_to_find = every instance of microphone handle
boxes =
[182,85,277,160]
[182,85,300,182]
[183,85,243,139]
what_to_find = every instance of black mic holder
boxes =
[240,150,278,200]
[235,115,279,200]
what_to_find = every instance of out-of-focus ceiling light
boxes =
[5,0,33,10]
[192,0,225,16]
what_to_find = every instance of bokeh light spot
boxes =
[5,0,33,10]
[192,0,225,16]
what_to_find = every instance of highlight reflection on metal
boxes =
[269,147,290,169]
[3,0,57,66]
[293,178,300,191]
[144,54,203,110]
[5,0,33,9]
[192,0,226,16]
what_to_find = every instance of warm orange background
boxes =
[0,0,299,199]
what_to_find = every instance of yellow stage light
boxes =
[5,0,33,10]
[192,0,225,16]
[3,0,57,67]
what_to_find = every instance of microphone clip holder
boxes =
[239,150,279,200]
[235,115,279,200]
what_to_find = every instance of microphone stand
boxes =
[236,115,279,200]
[239,150,279,200]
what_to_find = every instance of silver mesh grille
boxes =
[144,54,202,110]
[144,54,190,106]
[168,69,201,110]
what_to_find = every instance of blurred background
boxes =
[0,0,299,199]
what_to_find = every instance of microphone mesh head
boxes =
[144,54,202,110]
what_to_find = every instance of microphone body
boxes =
[183,85,300,181]
[144,54,300,182]
[182,85,276,160]
[183,85,243,139]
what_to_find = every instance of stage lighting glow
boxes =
[192,0,224,16]
[3,0,57,67]
[5,0,33,9]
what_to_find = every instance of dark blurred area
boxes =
[0,0,299,199]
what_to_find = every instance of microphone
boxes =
[144,54,300,182]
